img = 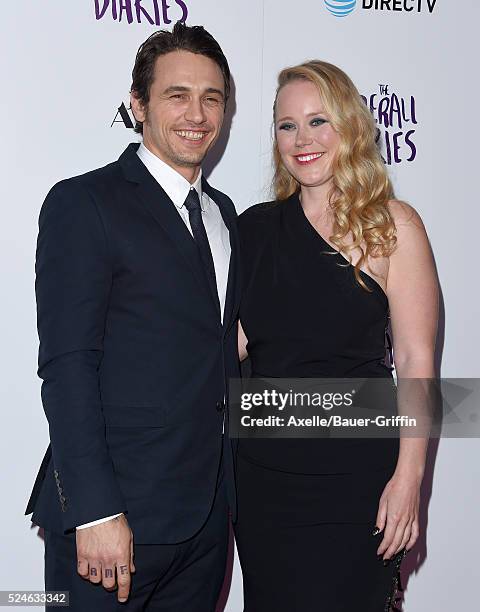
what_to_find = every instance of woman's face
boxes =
[275,80,340,191]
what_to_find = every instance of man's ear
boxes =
[130,92,146,124]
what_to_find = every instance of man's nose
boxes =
[184,97,207,124]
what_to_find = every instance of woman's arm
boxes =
[238,320,249,362]
[376,200,439,560]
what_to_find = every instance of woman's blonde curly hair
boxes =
[273,60,397,290]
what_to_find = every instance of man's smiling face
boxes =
[131,50,226,182]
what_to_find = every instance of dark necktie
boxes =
[183,188,220,312]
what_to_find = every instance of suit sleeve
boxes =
[36,179,126,532]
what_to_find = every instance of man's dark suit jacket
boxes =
[26,143,240,544]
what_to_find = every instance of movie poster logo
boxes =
[362,84,418,165]
[361,0,437,12]
[325,0,437,18]
[94,0,188,25]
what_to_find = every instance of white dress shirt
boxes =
[77,143,231,530]
[138,142,231,319]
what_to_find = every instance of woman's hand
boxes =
[375,471,421,561]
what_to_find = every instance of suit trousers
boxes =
[44,476,228,612]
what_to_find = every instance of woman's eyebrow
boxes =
[276,111,326,122]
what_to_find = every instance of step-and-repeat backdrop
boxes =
[1,2,478,610]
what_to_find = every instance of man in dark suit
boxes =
[26,22,240,611]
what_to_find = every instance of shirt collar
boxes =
[137,142,204,211]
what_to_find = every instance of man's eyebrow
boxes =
[162,85,225,99]
[204,88,225,99]
[162,85,190,95]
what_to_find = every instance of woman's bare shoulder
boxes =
[387,199,426,232]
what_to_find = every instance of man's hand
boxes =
[76,514,135,603]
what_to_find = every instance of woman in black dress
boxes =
[235,61,438,611]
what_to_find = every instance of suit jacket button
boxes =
[216,401,224,412]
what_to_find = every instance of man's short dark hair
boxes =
[131,22,231,134]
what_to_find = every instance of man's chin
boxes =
[171,151,208,168]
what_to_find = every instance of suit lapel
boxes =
[202,177,240,335]
[119,144,216,311]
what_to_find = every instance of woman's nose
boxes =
[295,126,313,148]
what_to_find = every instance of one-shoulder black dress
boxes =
[235,194,405,612]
